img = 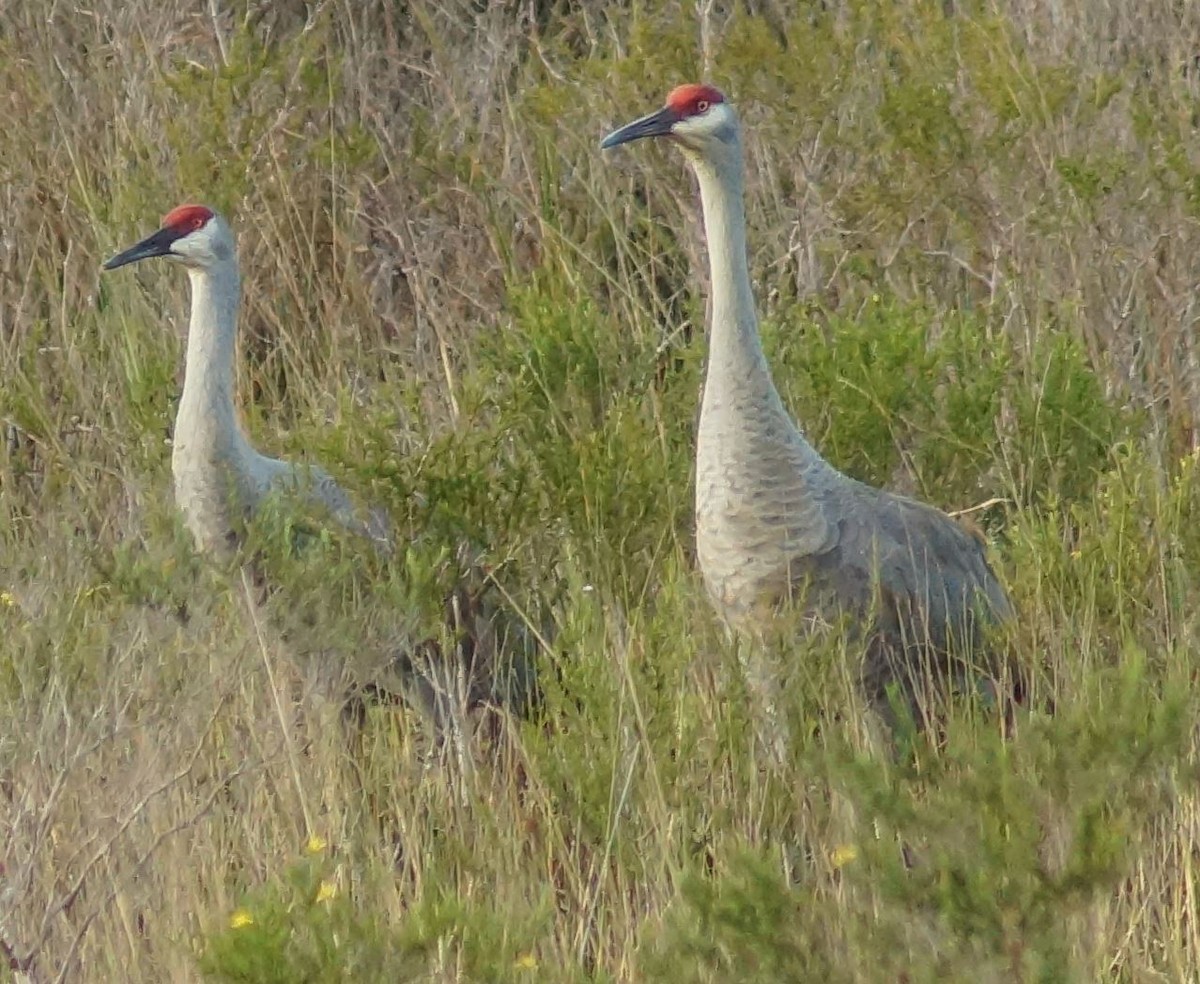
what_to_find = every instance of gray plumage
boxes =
[103,205,537,730]
[603,86,1012,738]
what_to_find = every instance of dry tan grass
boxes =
[3,0,1200,980]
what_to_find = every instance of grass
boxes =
[2,0,1200,980]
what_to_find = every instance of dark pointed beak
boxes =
[600,106,681,150]
[102,225,182,271]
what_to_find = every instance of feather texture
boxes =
[604,91,1013,740]
[105,208,537,731]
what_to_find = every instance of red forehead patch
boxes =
[161,203,214,232]
[665,83,725,116]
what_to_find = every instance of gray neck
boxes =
[176,260,250,465]
[692,151,804,435]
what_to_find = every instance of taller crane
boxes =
[602,85,1014,751]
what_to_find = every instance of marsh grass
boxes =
[2,0,1200,980]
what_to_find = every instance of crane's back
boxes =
[700,450,1012,710]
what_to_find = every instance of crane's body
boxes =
[102,205,531,727]
[602,86,1012,728]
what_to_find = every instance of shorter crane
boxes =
[103,204,536,731]
[602,86,1015,747]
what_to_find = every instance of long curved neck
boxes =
[172,257,264,555]
[177,259,247,460]
[691,147,802,436]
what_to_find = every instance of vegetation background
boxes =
[2,0,1200,980]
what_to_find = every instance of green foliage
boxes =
[838,650,1188,979]
[765,294,1129,511]
[776,298,954,487]
[643,653,1189,982]
[1008,329,1133,505]
[1055,154,1128,208]
[242,483,438,677]
[7,0,1200,980]
[198,847,419,983]
[89,517,201,622]
[199,841,554,983]
[642,851,847,983]
[469,268,694,596]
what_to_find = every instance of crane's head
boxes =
[600,84,738,161]
[103,204,233,273]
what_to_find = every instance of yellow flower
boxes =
[0,591,15,608]
[315,880,338,904]
[831,844,858,868]
[304,834,328,855]
[229,909,254,929]
[514,953,538,970]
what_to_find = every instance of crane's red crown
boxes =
[162,204,214,234]
[665,83,725,118]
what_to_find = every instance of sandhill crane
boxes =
[602,85,1014,747]
[102,204,536,731]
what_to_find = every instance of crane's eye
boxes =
[191,217,205,231]
[696,100,710,113]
